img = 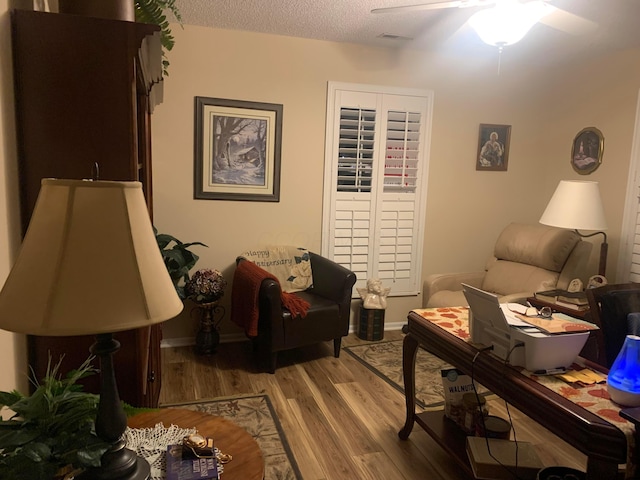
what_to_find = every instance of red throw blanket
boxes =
[231,260,311,337]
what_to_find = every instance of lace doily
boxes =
[124,422,213,480]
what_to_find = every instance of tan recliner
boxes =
[424,223,592,308]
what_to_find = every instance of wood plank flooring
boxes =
[159,331,587,479]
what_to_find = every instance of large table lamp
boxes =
[0,179,183,479]
[539,180,608,277]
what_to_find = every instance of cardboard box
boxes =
[466,437,543,480]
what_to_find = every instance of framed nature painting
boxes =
[194,97,283,201]
[476,124,511,171]
[571,127,604,175]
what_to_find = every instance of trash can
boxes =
[358,304,385,341]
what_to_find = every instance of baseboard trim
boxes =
[160,321,407,349]
[160,333,247,349]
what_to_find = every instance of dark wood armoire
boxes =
[11,9,165,407]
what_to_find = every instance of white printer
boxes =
[462,283,592,373]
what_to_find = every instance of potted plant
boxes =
[0,357,109,479]
[154,227,207,300]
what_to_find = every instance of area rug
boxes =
[344,339,491,410]
[162,394,302,480]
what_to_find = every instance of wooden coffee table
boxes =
[128,408,265,480]
[399,310,627,480]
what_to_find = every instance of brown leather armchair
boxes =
[233,252,356,373]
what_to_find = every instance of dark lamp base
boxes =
[78,447,150,479]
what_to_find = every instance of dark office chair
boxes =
[586,283,640,368]
[232,252,356,373]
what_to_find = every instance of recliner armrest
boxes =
[423,271,485,307]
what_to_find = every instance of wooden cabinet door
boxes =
[12,10,163,407]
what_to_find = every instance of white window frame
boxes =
[617,89,640,282]
[322,81,434,296]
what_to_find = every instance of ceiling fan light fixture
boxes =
[469,0,551,47]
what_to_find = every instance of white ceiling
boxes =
[174,0,640,67]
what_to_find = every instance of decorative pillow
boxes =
[240,246,313,293]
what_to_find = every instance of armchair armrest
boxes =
[235,256,285,343]
[235,256,284,315]
[307,252,356,304]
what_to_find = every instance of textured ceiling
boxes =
[174,0,640,66]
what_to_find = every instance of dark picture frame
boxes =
[571,127,604,175]
[476,124,511,171]
[194,97,283,201]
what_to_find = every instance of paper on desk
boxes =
[501,305,535,327]
[557,369,606,385]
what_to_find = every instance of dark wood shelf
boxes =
[415,411,473,478]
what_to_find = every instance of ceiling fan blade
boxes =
[371,0,492,15]
[539,5,598,35]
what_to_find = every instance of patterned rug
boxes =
[344,339,491,410]
[162,394,302,480]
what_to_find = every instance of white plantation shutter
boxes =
[323,82,433,296]
[619,92,640,283]
[627,194,640,281]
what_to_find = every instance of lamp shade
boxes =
[539,180,608,231]
[0,179,183,336]
[469,1,551,47]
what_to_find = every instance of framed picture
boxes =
[476,124,511,171]
[571,127,604,175]
[194,97,283,201]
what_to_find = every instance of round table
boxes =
[127,408,265,480]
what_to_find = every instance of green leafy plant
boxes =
[135,0,183,76]
[0,357,109,480]
[154,227,207,299]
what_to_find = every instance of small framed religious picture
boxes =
[476,124,511,171]
[571,127,604,175]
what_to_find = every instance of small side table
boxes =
[127,408,265,480]
[526,296,589,320]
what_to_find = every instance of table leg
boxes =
[399,332,419,440]
[586,457,620,480]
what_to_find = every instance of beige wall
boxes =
[536,49,640,277]
[152,24,640,342]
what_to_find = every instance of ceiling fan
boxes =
[371,0,597,47]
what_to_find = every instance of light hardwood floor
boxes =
[159,331,587,479]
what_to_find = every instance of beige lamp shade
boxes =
[0,179,183,336]
[539,180,608,231]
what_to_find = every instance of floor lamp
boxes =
[539,180,608,277]
[0,179,183,479]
